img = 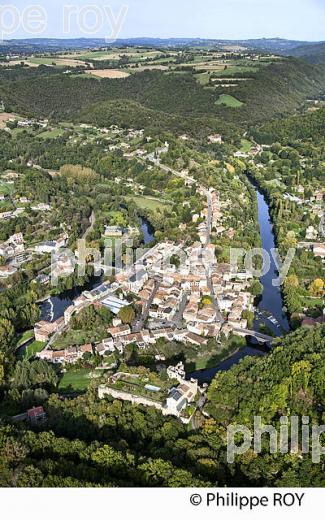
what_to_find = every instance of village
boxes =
[1,118,323,423]
[26,154,260,421]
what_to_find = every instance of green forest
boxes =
[0,326,324,487]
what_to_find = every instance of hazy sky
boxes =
[4,0,325,41]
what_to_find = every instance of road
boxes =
[132,278,160,332]
[320,212,325,238]
[173,290,190,328]
[204,190,223,323]
[147,154,224,324]
[82,210,96,240]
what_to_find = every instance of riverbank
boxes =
[186,178,290,383]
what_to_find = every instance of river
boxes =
[186,181,289,383]
[254,187,290,336]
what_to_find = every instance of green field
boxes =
[38,128,65,139]
[11,127,30,137]
[195,72,210,86]
[77,50,163,62]
[77,50,118,60]
[0,180,14,195]
[216,94,243,108]
[18,340,45,360]
[58,369,97,392]
[240,138,252,152]
[29,57,61,66]
[128,195,172,211]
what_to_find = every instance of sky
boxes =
[3,0,325,41]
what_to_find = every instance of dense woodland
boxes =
[253,107,325,144]
[0,326,324,487]
[1,59,325,133]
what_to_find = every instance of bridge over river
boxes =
[233,328,274,344]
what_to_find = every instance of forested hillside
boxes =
[214,59,325,124]
[253,107,325,143]
[290,42,325,64]
[1,58,325,131]
[206,325,325,424]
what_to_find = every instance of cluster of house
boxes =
[94,324,209,359]
[102,225,140,241]
[78,124,145,155]
[0,232,24,258]
[208,134,223,144]
[0,232,26,277]
[0,176,51,224]
[165,379,198,418]
[0,207,25,221]
[30,203,51,212]
[183,287,218,333]
[62,283,115,326]
[210,188,223,230]
[0,263,18,278]
[234,143,262,158]
[37,343,93,364]
[211,263,253,328]
[148,280,183,322]
[281,187,325,261]
[299,242,325,262]
[166,361,186,382]
[33,235,67,254]
[16,118,48,129]
[34,318,64,342]
[194,187,226,243]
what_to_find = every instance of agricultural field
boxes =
[85,69,130,78]
[38,128,66,139]
[27,57,87,67]
[195,72,211,85]
[0,180,14,195]
[128,64,169,72]
[72,49,165,62]
[0,112,15,129]
[240,138,253,152]
[216,94,243,107]
[127,195,172,211]
[74,50,120,60]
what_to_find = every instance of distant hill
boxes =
[0,37,321,54]
[289,42,325,64]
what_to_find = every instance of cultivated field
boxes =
[216,94,243,107]
[128,195,172,211]
[38,128,65,139]
[85,69,130,78]
[0,112,14,128]
[129,64,169,72]
[27,57,87,67]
